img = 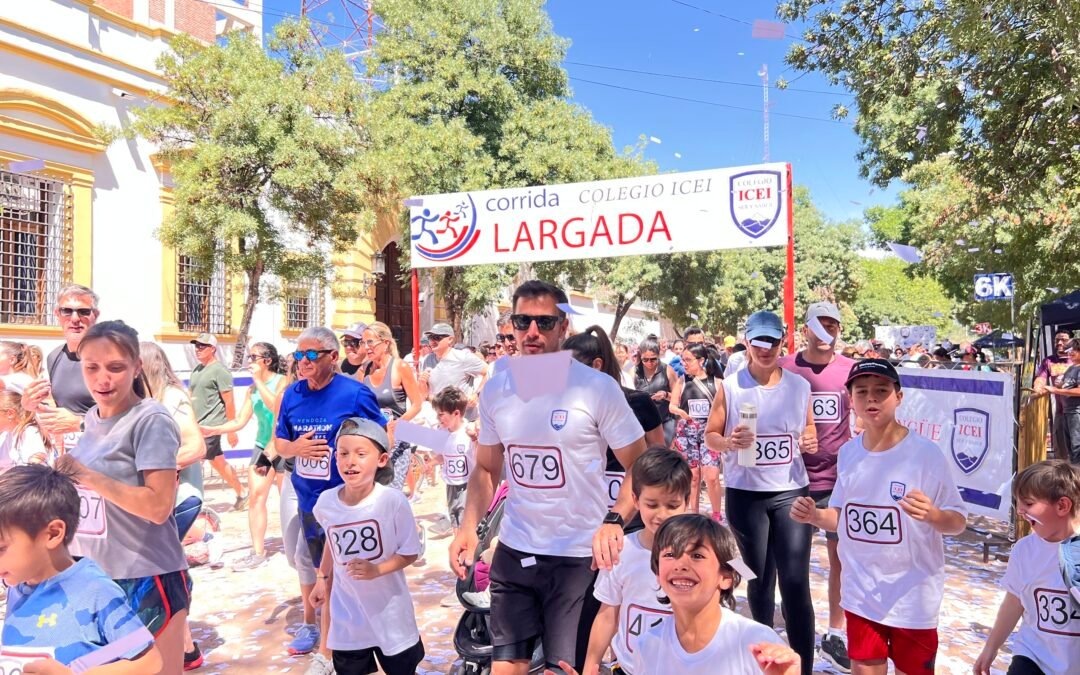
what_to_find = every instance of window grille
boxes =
[0,170,73,325]
[177,254,230,333]
[284,280,323,330]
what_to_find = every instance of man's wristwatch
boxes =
[603,511,625,527]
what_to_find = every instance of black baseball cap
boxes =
[844,358,901,389]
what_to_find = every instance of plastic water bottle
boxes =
[738,402,757,467]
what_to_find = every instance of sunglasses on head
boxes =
[495,334,516,343]
[510,314,560,331]
[59,307,94,318]
[294,349,334,362]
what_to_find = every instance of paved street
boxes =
[179,471,1018,674]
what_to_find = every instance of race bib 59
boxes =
[507,445,565,489]
[445,455,470,481]
[844,503,903,545]
[1035,588,1080,636]
[810,392,841,423]
[296,454,332,481]
[328,519,384,564]
[624,604,672,654]
[754,434,793,466]
[76,485,107,539]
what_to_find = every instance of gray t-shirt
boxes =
[47,344,95,414]
[70,399,187,579]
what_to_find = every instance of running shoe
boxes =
[461,589,491,609]
[287,623,320,655]
[820,633,851,673]
[231,552,267,571]
[183,642,203,671]
[304,653,335,675]
[233,492,249,511]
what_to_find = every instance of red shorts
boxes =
[845,611,937,675]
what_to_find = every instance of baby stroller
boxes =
[449,482,547,675]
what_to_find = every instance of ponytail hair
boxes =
[685,343,723,379]
[563,325,621,384]
[0,341,43,378]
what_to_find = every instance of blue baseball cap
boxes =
[744,311,785,341]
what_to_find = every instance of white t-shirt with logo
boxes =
[478,359,644,557]
[828,431,967,628]
[312,483,422,653]
[632,607,784,675]
[1001,533,1080,674]
[433,427,474,487]
[593,532,671,671]
[721,368,811,491]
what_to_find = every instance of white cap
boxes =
[805,302,842,324]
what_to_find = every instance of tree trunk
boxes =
[231,260,264,368]
[609,293,636,343]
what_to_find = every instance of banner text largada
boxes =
[408,163,792,268]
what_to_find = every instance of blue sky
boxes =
[261,0,900,222]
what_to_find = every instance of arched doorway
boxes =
[374,241,414,356]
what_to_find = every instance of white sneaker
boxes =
[304,652,335,675]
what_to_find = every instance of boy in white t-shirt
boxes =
[432,387,474,536]
[791,358,967,675]
[310,417,424,675]
[584,447,693,674]
[974,459,1080,675]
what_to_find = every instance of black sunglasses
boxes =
[294,349,334,362]
[495,334,516,343]
[193,343,214,351]
[247,353,268,362]
[641,357,659,363]
[426,334,449,342]
[342,338,360,348]
[59,307,94,318]
[510,314,560,331]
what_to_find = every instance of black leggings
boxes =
[1008,655,1046,675]
[725,486,814,675]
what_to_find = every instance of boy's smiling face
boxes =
[335,436,388,490]
[657,539,732,614]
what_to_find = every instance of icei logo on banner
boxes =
[729,170,782,239]
[951,407,991,475]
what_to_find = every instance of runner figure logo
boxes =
[951,407,991,474]
[729,170,782,239]
[550,410,568,431]
[890,481,907,502]
[410,194,482,263]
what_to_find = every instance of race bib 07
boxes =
[844,503,903,545]
[754,434,794,466]
[507,445,565,489]
[328,519,384,564]
[810,392,841,424]
[76,485,107,539]
[624,604,672,654]
[0,646,55,675]
[687,399,711,418]
[605,471,624,509]
[1035,587,1080,636]
[296,454,332,481]
[445,454,470,481]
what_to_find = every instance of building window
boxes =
[177,254,230,334]
[284,280,323,330]
[0,169,73,325]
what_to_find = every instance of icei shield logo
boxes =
[550,410,568,431]
[951,408,990,474]
[729,170,782,239]
[410,194,481,262]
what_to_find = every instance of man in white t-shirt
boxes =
[449,280,647,675]
[419,323,486,402]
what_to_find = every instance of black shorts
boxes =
[810,489,839,542]
[205,435,224,461]
[332,639,425,675]
[115,570,192,637]
[488,543,597,669]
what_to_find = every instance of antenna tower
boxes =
[758,63,770,162]
[300,0,376,74]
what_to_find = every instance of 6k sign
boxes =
[408,163,791,268]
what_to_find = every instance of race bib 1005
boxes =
[754,434,793,466]
[844,503,903,545]
[687,399,710,419]
[605,471,624,509]
[76,485,107,539]
[507,445,565,489]
[296,454,332,481]
[1035,587,1080,636]
[624,604,672,654]
[810,392,841,424]
[328,519,384,564]
[0,646,55,675]
[444,455,469,481]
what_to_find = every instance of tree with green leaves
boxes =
[118,20,380,365]
[849,257,956,338]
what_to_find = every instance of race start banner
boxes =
[895,368,1015,521]
[408,163,791,268]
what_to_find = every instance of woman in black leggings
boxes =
[703,311,819,675]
